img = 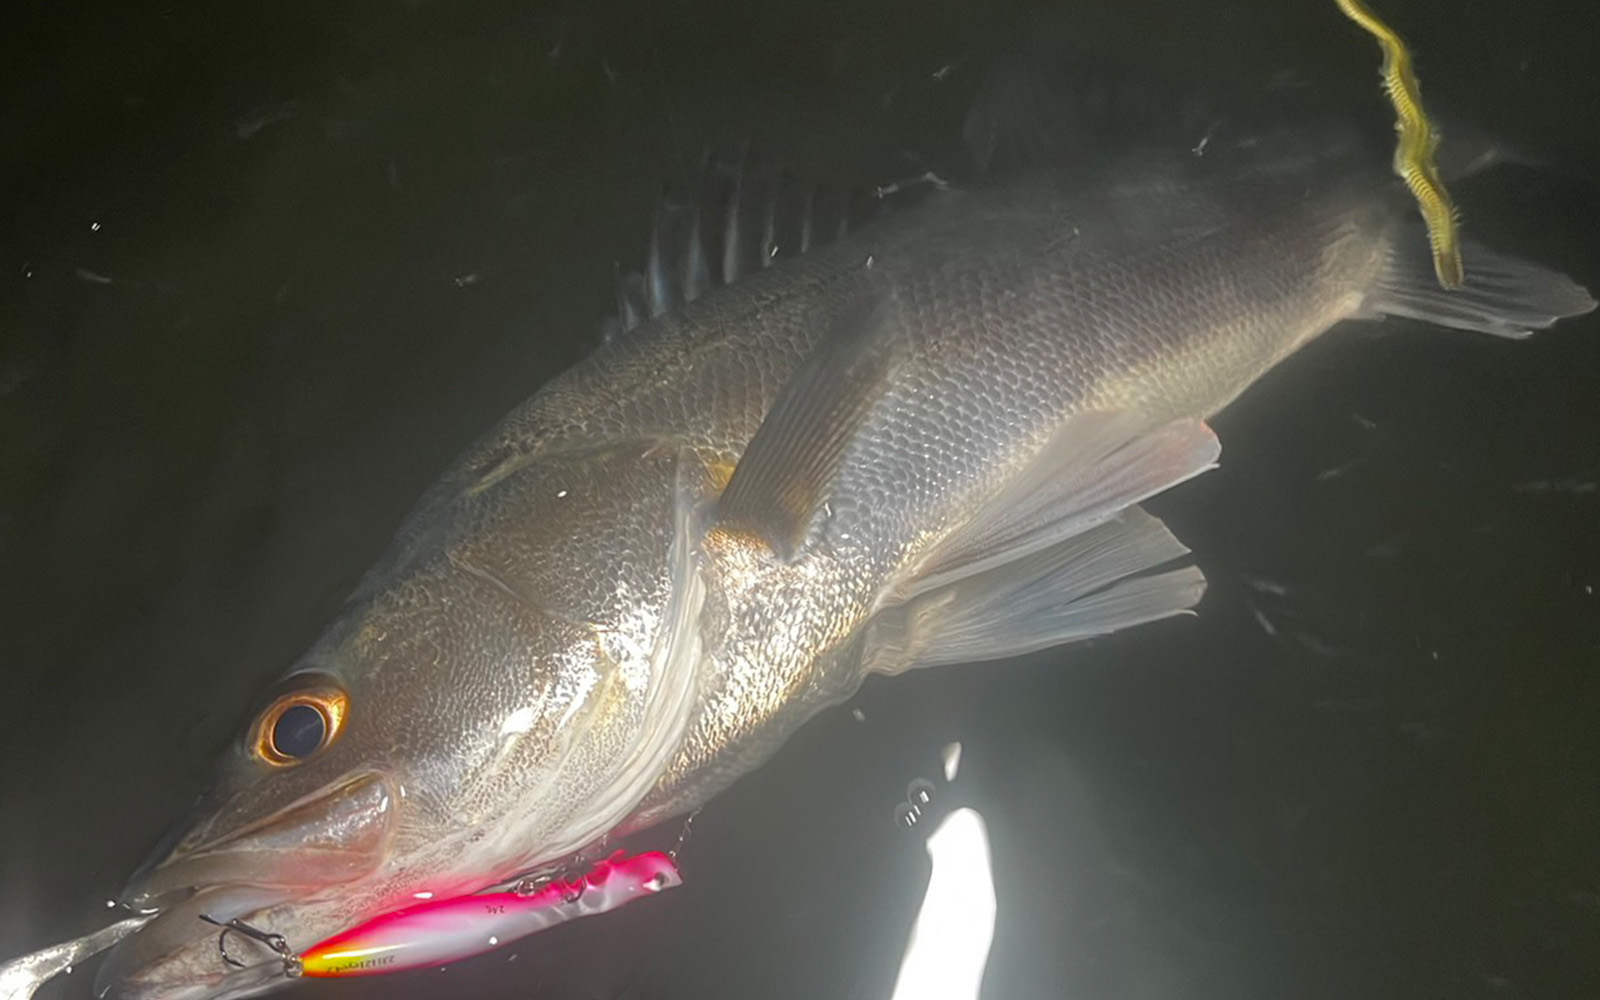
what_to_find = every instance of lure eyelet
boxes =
[251,682,349,766]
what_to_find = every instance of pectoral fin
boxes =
[714,291,905,559]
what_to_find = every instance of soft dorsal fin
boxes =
[604,152,873,342]
[713,290,905,560]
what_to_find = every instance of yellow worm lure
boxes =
[1334,0,1464,289]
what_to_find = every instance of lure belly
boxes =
[294,851,681,978]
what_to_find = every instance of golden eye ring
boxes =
[251,683,349,766]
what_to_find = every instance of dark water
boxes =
[3,1,1598,998]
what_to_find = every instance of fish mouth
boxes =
[94,885,304,1000]
[96,772,397,1000]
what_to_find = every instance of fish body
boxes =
[97,64,1593,1000]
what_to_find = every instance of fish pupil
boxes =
[272,704,326,758]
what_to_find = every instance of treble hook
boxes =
[197,915,291,970]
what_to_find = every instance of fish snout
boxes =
[119,772,396,911]
[94,886,299,1000]
[97,772,396,999]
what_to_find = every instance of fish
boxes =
[93,57,1594,1000]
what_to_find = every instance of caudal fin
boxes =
[1364,223,1596,338]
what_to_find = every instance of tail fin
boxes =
[1364,223,1595,338]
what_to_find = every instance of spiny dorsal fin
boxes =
[604,151,876,342]
[648,201,704,316]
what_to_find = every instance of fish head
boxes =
[94,521,681,1000]
[92,658,404,999]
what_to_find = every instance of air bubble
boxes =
[907,778,935,807]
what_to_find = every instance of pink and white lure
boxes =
[292,851,681,978]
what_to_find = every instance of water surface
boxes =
[2,2,1597,997]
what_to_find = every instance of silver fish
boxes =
[95,64,1593,1000]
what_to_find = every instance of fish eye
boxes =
[252,682,349,766]
[273,704,324,757]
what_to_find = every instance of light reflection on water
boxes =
[890,808,996,1000]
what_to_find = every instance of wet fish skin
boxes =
[97,88,1593,1000]
[617,143,1396,822]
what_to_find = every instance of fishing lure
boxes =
[289,850,681,978]
[1333,0,1464,289]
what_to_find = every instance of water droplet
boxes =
[894,801,921,829]
[907,778,935,807]
[513,876,544,897]
[488,936,499,946]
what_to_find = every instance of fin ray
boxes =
[891,414,1220,602]
[1365,226,1596,338]
[714,292,904,559]
[862,508,1204,675]
[609,155,873,338]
